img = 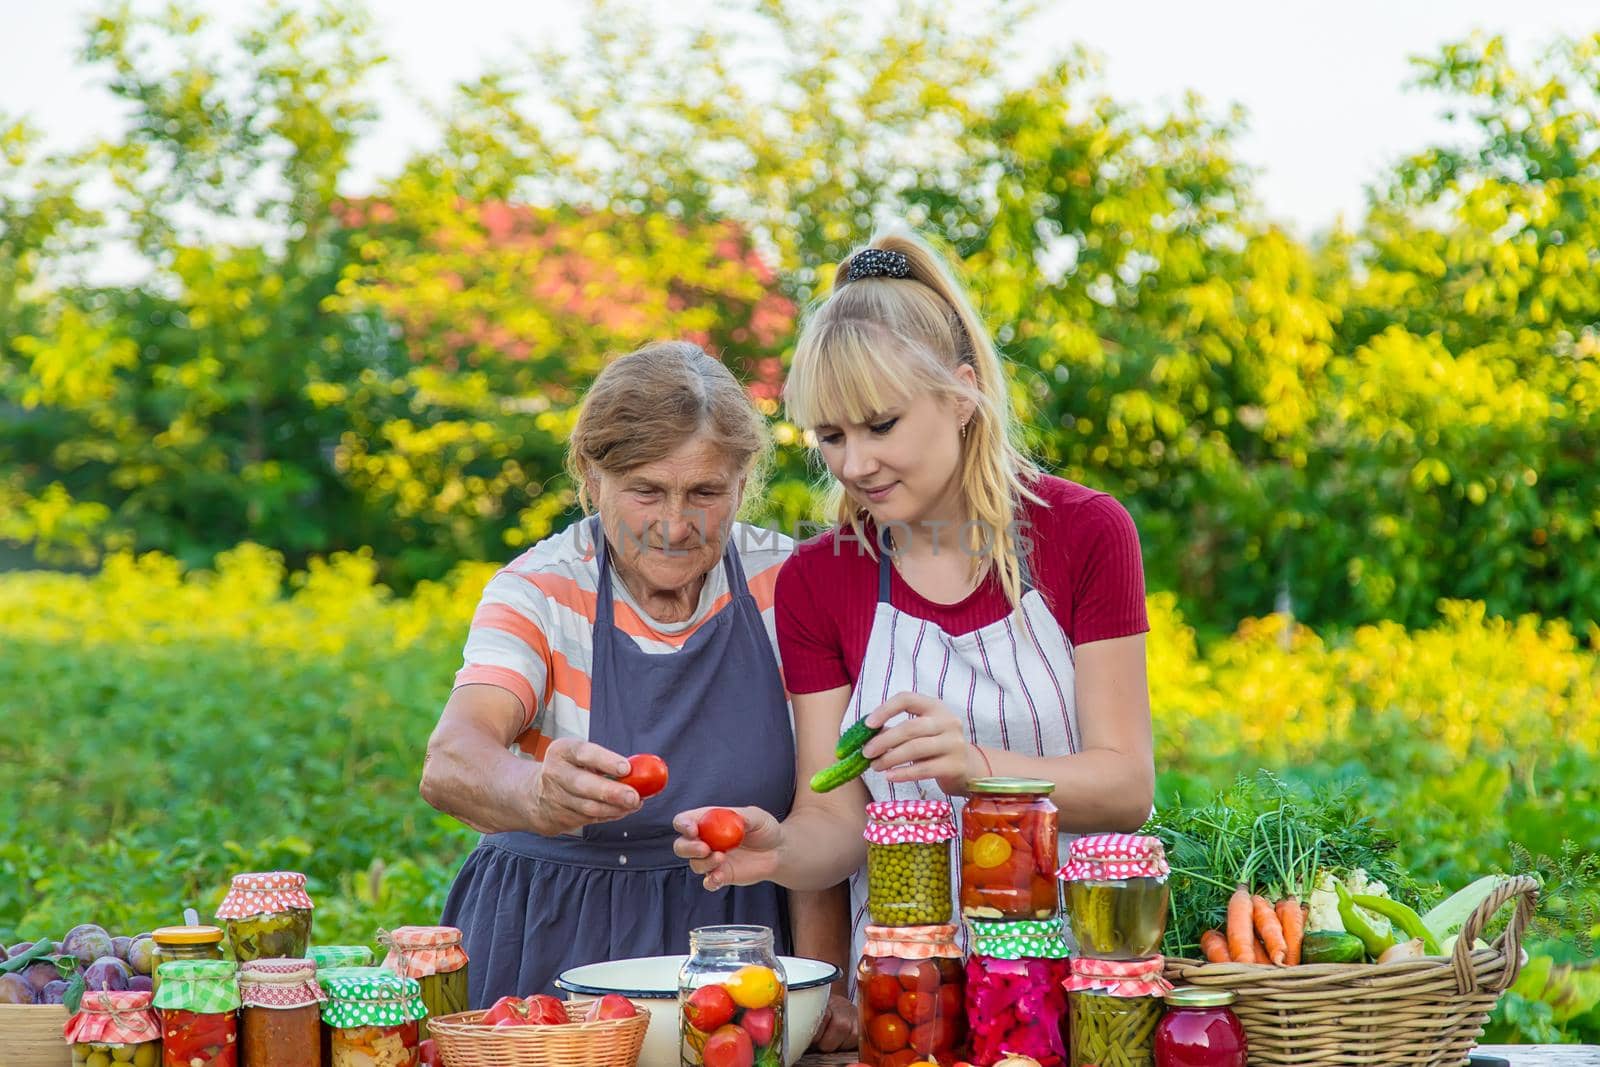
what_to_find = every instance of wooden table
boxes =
[797,1048,1599,1067]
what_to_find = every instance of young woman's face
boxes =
[812,368,973,536]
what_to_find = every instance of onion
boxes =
[1377,938,1426,964]
[994,1056,1045,1067]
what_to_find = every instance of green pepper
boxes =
[1335,882,1396,959]
[1353,894,1442,955]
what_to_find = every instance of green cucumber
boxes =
[810,751,870,793]
[835,719,881,759]
[1300,931,1365,964]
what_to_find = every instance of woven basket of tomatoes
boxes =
[429,994,649,1067]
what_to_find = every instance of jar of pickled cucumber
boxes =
[216,872,314,963]
[64,988,161,1067]
[239,957,325,1067]
[149,925,224,996]
[1063,957,1171,1067]
[960,778,1058,921]
[865,800,956,926]
[380,926,468,1039]
[153,959,241,1067]
[964,919,1071,1067]
[1060,834,1171,959]
[320,968,427,1067]
[856,925,965,1067]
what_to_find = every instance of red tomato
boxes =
[585,993,639,1021]
[896,961,940,992]
[526,994,570,1025]
[897,991,937,1025]
[704,1023,756,1067]
[481,995,532,1026]
[419,1038,442,1067]
[868,1014,909,1053]
[936,983,963,1020]
[684,983,737,1033]
[880,1050,920,1067]
[742,1006,777,1048]
[697,808,746,852]
[618,753,669,798]
[865,973,902,1012]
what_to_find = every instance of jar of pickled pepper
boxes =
[856,925,966,1067]
[964,919,1071,1067]
[216,872,314,963]
[865,800,956,926]
[1060,834,1171,959]
[380,926,469,1039]
[320,967,427,1067]
[149,925,224,996]
[239,957,325,1067]
[960,778,1058,920]
[64,988,162,1067]
[1063,957,1172,1067]
[153,958,241,1067]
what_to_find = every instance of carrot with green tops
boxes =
[1276,897,1306,966]
[1200,929,1231,964]
[1227,885,1255,963]
[1253,894,1288,965]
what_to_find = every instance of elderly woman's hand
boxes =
[529,738,642,836]
[671,806,784,890]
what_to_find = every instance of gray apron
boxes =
[442,518,796,1003]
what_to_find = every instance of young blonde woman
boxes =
[673,229,1155,981]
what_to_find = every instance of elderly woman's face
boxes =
[593,436,745,596]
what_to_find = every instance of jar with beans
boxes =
[856,925,966,1067]
[865,800,956,926]
[380,926,468,1039]
[1063,957,1171,1067]
[964,919,1071,1067]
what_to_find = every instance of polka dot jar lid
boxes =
[319,966,428,1029]
[966,917,1071,960]
[215,870,315,919]
[864,799,956,844]
[1057,833,1170,881]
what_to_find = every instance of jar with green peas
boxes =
[63,989,162,1067]
[865,799,956,926]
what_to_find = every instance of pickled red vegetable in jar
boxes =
[151,959,241,1067]
[960,778,1058,921]
[963,919,1070,1067]
[856,925,966,1067]
[239,957,325,1067]
[1154,987,1246,1067]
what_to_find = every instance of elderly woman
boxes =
[421,341,818,1006]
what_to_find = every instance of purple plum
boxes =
[112,936,133,960]
[23,959,60,993]
[61,924,114,967]
[7,941,33,958]
[127,936,156,976]
[39,979,69,1004]
[0,973,33,1004]
[0,943,8,964]
[127,975,153,994]
[83,956,131,991]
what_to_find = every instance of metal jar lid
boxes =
[967,776,1056,796]
[1163,985,1237,1008]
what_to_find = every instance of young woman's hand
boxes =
[671,806,785,890]
[863,691,986,795]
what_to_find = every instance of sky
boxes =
[2,0,1598,240]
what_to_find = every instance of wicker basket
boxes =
[1163,874,1539,1067]
[430,1001,650,1067]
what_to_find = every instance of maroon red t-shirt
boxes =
[775,475,1148,695]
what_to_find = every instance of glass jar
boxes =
[1063,957,1171,1067]
[964,919,1070,1067]
[65,989,161,1067]
[381,926,469,1039]
[679,925,787,1067]
[152,959,241,1067]
[308,946,375,970]
[149,925,225,995]
[320,967,427,1067]
[1154,988,1246,1067]
[239,957,325,1067]
[216,872,315,963]
[865,800,956,926]
[856,925,966,1067]
[960,778,1058,921]
[1061,834,1171,959]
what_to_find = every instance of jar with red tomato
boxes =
[963,919,1071,1067]
[856,924,966,1067]
[152,958,241,1067]
[960,778,1058,921]
[320,967,428,1067]
[1153,987,1246,1067]
[679,925,787,1067]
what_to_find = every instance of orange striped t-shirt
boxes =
[453,521,793,758]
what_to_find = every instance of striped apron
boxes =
[843,547,1079,974]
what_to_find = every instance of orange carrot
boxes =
[1253,936,1272,964]
[1200,929,1231,964]
[1276,897,1306,966]
[1226,885,1255,963]
[1253,894,1287,965]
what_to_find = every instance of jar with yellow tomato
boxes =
[679,925,787,1067]
[959,778,1059,921]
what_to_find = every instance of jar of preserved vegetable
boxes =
[960,778,1058,921]
[153,958,241,1067]
[308,946,374,970]
[1060,834,1170,959]
[679,925,786,1067]
[64,988,162,1067]
[1154,987,1246,1067]
[856,924,965,1067]
[216,872,314,963]
[320,968,427,1067]
[239,957,325,1067]
[964,919,1070,1067]
[150,925,225,996]
[866,800,956,926]
[380,926,468,1039]
[1063,957,1171,1067]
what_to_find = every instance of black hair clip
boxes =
[844,248,912,281]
